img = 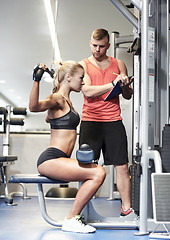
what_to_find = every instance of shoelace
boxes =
[75,215,86,226]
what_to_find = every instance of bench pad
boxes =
[9,174,68,184]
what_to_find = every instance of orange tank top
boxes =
[82,57,122,122]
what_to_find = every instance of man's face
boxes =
[90,37,110,61]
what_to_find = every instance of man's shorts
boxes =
[79,120,128,166]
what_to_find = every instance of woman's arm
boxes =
[29,63,58,112]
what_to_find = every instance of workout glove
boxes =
[33,64,45,82]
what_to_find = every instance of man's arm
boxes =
[118,60,133,100]
[80,60,113,98]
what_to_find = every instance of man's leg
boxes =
[115,163,131,211]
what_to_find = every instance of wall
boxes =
[57,0,133,62]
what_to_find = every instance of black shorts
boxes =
[79,120,128,166]
[37,147,69,167]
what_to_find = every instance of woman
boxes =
[29,61,106,233]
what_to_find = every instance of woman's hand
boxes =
[33,63,47,82]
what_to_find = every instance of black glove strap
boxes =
[33,65,45,82]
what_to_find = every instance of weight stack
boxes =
[161,124,170,172]
[130,159,155,217]
[129,164,140,216]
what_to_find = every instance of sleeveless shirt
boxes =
[82,57,122,122]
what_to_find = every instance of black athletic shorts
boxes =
[79,120,128,166]
[37,147,69,167]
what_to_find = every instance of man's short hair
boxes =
[91,29,110,42]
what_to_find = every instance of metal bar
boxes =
[3,106,11,156]
[109,165,114,200]
[154,0,160,146]
[129,0,142,11]
[110,32,119,57]
[109,32,121,201]
[159,0,169,135]
[37,183,63,227]
[166,0,169,123]
[109,0,138,29]
[37,183,138,228]
[133,55,140,155]
[115,35,134,45]
[138,0,149,235]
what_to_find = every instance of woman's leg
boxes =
[38,158,106,218]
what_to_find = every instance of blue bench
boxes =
[8,145,138,229]
[9,174,69,227]
[9,173,138,229]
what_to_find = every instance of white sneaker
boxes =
[62,215,96,233]
[120,207,138,221]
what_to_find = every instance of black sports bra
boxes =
[49,98,80,130]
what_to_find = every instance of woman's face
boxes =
[70,68,84,92]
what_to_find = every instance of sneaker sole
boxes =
[62,226,96,233]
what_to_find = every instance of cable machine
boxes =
[109,0,169,235]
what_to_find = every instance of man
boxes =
[79,28,134,217]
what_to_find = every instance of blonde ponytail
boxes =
[52,60,83,93]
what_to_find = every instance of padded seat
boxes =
[8,173,138,229]
[9,174,68,184]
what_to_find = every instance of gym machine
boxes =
[2,0,169,234]
[110,0,169,235]
[0,105,27,204]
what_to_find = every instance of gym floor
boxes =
[0,195,153,240]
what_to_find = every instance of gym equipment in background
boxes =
[149,173,170,239]
[0,105,27,204]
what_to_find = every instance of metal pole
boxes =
[165,0,169,124]
[110,31,119,58]
[3,105,11,156]
[115,35,134,45]
[137,0,149,235]
[109,0,138,29]
[129,0,142,12]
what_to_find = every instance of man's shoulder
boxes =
[79,58,88,68]
[109,56,118,62]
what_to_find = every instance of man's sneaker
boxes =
[120,207,138,221]
[120,207,133,216]
[62,215,96,233]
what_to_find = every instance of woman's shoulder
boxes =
[46,92,65,108]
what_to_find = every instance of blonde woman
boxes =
[29,61,106,233]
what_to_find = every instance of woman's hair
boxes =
[91,28,110,43]
[52,61,83,93]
